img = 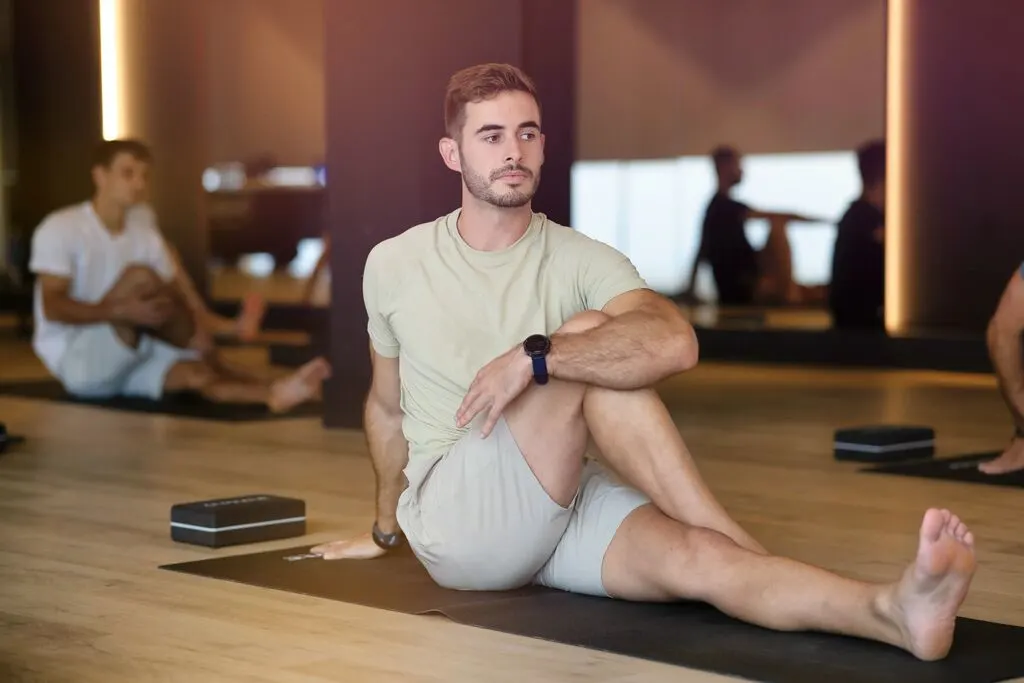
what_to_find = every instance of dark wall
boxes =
[322,0,576,427]
[120,0,208,290]
[902,1,1024,332]
[8,0,101,262]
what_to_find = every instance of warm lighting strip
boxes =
[99,0,125,140]
[885,0,909,333]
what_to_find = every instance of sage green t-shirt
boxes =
[362,209,649,487]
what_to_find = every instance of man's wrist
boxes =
[372,519,404,550]
[522,334,552,384]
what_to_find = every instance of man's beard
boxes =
[461,157,539,208]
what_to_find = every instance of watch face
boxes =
[524,334,550,355]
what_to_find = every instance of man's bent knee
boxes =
[115,265,164,297]
[556,310,611,335]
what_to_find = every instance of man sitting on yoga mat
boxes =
[682,146,827,306]
[312,63,977,661]
[980,263,1024,474]
[28,139,329,411]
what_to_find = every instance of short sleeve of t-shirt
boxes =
[572,235,649,310]
[29,216,74,279]
[362,243,400,358]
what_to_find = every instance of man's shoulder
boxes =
[366,213,448,268]
[541,216,626,258]
[839,199,883,229]
[36,202,90,236]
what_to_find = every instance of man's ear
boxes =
[438,137,462,173]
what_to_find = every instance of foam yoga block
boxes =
[833,425,935,463]
[170,494,307,548]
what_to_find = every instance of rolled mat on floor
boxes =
[161,544,1024,683]
[0,380,322,422]
[863,452,1024,488]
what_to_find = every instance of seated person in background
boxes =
[29,138,330,411]
[684,145,826,306]
[829,140,886,330]
[980,265,1024,475]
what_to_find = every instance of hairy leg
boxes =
[163,356,330,411]
[601,504,976,661]
[503,311,764,553]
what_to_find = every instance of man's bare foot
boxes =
[889,508,976,661]
[235,293,266,342]
[268,357,332,413]
[978,438,1024,474]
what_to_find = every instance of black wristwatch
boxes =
[523,334,551,385]
[371,521,404,550]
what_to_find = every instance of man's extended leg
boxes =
[597,502,975,661]
[503,310,765,554]
[123,340,331,413]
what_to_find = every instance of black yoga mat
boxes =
[0,380,322,422]
[863,452,1024,489]
[161,544,1024,683]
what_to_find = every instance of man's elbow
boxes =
[668,321,699,373]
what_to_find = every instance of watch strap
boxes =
[372,521,404,550]
[531,354,549,385]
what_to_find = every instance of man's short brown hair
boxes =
[444,63,540,140]
[92,138,153,169]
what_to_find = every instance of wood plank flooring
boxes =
[1,334,1022,682]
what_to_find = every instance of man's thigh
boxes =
[398,415,575,592]
[58,324,148,398]
[120,338,202,400]
[533,460,651,597]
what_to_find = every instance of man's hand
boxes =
[311,533,387,560]
[106,293,173,327]
[456,344,533,437]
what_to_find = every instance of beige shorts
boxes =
[396,416,650,597]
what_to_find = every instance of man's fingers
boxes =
[479,395,508,438]
[457,389,491,428]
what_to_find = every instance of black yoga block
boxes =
[833,425,935,463]
[170,494,306,548]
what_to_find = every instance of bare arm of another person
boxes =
[747,207,825,224]
[987,269,1024,428]
[37,273,168,328]
[312,343,408,560]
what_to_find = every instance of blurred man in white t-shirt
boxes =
[29,139,329,410]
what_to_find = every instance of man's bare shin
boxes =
[365,396,408,531]
[584,384,766,555]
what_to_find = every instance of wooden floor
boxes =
[2,332,1023,683]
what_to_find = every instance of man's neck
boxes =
[861,186,884,211]
[91,196,126,234]
[456,195,534,252]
